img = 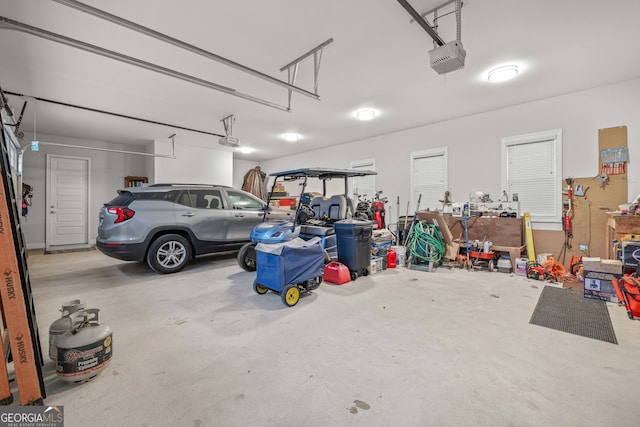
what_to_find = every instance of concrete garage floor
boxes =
[21,249,640,427]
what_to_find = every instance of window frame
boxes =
[349,158,376,201]
[501,129,563,224]
[410,147,448,211]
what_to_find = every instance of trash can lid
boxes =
[335,219,373,225]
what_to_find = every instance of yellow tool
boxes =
[524,211,536,261]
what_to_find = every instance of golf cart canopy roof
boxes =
[270,167,377,181]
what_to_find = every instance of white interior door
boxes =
[46,155,90,249]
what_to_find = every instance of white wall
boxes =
[19,132,148,248]
[153,140,232,186]
[259,78,640,229]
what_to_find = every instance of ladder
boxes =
[0,126,45,404]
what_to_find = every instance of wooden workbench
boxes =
[446,215,526,271]
[606,213,640,258]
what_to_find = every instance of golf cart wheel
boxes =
[253,280,269,295]
[281,285,300,307]
[146,234,191,274]
[237,242,257,272]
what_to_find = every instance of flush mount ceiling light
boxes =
[355,109,376,121]
[282,133,301,142]
[237,146,254,154]
[488,65,519,82]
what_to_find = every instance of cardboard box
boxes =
[582,257,623,302]
[416,210,460,261]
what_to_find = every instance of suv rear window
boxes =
[136,190,180,202]
[105,190,180,206]
[104,193,135,207]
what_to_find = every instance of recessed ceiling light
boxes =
[237,146,254,154]
[488,65,519,82]
[282,133,301,142]
[355,109,376,121]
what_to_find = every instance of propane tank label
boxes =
[57,334,112,377]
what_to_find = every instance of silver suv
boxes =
[97,184,291,274]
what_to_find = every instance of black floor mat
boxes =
[529,286,618,344]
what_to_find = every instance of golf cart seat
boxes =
[326,195,347,220]
[310,196,326,218]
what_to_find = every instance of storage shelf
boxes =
[125,176,148,187]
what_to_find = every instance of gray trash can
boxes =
[334,219,373,280]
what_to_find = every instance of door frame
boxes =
[45,154,92,251]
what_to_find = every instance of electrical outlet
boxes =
[578,243,589,251]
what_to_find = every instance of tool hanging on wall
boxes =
[600,147,629,175]
[563,177,573,251]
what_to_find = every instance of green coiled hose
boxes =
[407,220,446,263]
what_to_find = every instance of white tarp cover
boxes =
[256,236,321,256]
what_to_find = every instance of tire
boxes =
[253,279,269,295]
[237,242,257,272]
[146,234,191,274]
[281,284,300,307]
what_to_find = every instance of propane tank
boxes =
[49,300,86,361]
[56,309,113,383]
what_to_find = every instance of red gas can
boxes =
[324,262,351,285]
[387,249,397,268]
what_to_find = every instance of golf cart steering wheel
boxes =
[297,204,315,223]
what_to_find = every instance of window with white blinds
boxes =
[502,129,562,223]
[410,148,447,211]
[349,159,376,200]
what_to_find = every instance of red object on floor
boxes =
[387,249,397,268]
[612,275,640,319]
[324,262,350,285]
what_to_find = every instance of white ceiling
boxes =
[1,0,640,162]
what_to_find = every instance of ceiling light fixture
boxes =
[355,109,376,121]
[237,147,254,154]
[488,65,519,82]
[282,133,301,142]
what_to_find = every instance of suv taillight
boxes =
[107,207,135,223]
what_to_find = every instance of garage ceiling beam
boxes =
[3,90,226,138]
[0,16,292,112]
[396,0,445,46]
[52,0,321,101]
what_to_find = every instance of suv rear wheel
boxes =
[147,234,192,274]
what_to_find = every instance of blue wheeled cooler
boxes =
[334,219,373,280]
[254,237,325,307]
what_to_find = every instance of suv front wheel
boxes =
[147,234,192,274]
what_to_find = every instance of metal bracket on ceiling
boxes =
[402,0,464,46]
[0,16,291,112]
[279,38,334,110]
[221,115,235,137]
[51,0,325,108]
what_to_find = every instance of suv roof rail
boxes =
[148,183,231,188]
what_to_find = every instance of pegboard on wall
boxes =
[562,126,628,261]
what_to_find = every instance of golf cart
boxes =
[237,167,377,271]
